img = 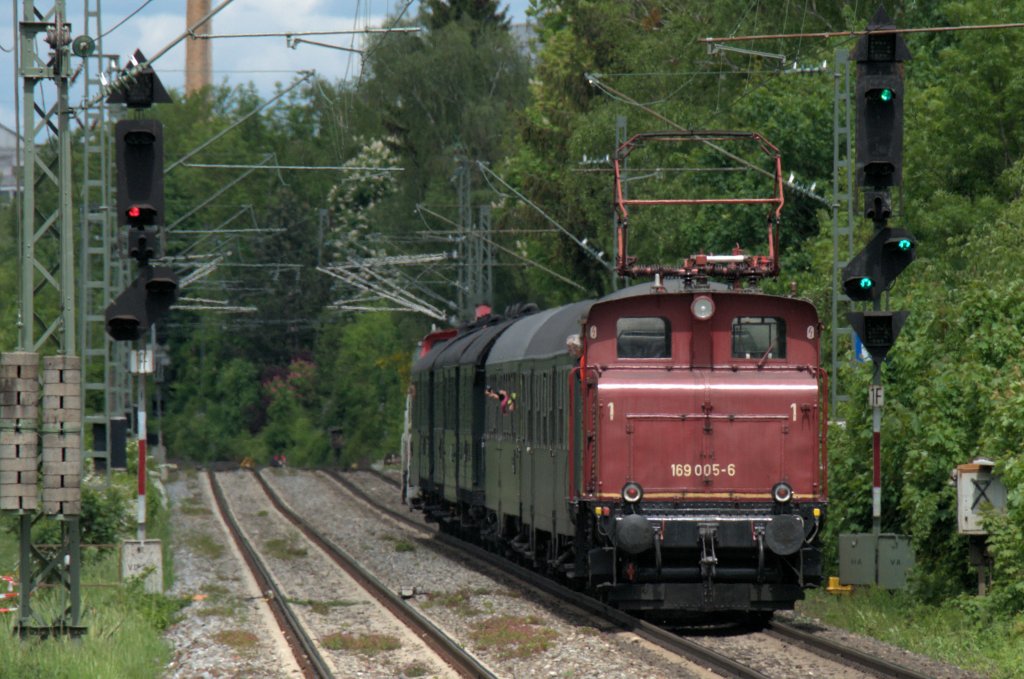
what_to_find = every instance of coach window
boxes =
[617,317,670,359]
[731,317,786,359]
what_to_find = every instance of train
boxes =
[404,131,827,619]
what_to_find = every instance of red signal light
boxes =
[128,205,141,219]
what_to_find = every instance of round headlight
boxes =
[622,482,643,503]
[772,482,793,504]
[691,296,715,321]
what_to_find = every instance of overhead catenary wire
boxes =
[181,163,403,172]
[82,0,238,109]
[413,204,586,291]
[99,0,156,40]
[359,0,418,75]
[473,163,613,271]
[319,265,446,320]
[192,28,422,40]
[167,156,274,231]
[700,21,1024,44]
[584,73,829,205]
[165,72,314,174]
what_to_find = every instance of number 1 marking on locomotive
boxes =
[608,402,614,421]
[790,403,798,421]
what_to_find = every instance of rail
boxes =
[207,470,334,679]
[326,469,773,679]
[251,469,497,679]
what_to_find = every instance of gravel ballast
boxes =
[163,467,984,678]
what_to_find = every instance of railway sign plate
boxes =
[121,539,163,593]
[868,385,884,408]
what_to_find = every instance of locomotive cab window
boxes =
[732,317,786,359]
[617,317,670,359]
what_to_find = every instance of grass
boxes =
[401,661,432,677]
[195,604,237,618]
[212,629,259,651]
[184,531,224,560]
[469,615,558,659]
[289,597,364,615]
[263,537,307,560]
[380,534,417,553]
[0,472,187,678]
[393,538,416,552]
[421,588,493,617]
[178,498,211,517]
[321,631,401,655]
[796,587,1024,679]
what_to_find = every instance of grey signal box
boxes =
[839,532,915,589]
[838,533,876,585]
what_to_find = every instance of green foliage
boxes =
[165,356,263,462]
[0,470,180,677]
[260,357,329,466]
[1,0,1020,652]
[798,588,1024,679]
[11,479,139,560]
[80,483,135,549]
[315,312,421,466]
[422,0,510,30]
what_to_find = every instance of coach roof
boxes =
[487,300,592,363]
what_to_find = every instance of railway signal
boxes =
[106,49,172,109]
[104,265,179,342]
[846,310,909,363]
[116,119,165,263]
[841,227,916,302]
[853,7,911,196]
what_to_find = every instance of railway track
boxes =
[342,467,935,679]
[207,470,334,679]
[249,469,497,679]
[765,621,933,679]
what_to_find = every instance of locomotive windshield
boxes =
[731,316,786,359]
[617,317,670,358]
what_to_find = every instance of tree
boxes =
[422,0,510,30]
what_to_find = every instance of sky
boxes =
[0,0,532,134]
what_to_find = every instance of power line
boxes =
[700,21,1024,44]
[83,0,238,109]
[193,28,422,40]
[181,163,404,172]
[99,0,155,40]
[585,73,828,205]
[166,72,314,173]
[474,162,612,270]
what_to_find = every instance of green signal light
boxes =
[859,277,873,290]
[897,238,912,251]
[880,88,894,102]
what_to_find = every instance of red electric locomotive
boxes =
[573,284,826,615]
[405,131,827,618]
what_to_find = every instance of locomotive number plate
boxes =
[670,463,736,477]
